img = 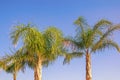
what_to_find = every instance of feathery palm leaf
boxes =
[93,19,112,31]
[63,52,84,64]
[92,24,120,52]
[92,40,120,52]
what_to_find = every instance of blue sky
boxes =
[0,0,120,80]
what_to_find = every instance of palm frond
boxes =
[64,37,85,51]
[92,39,120,53]
[63,52,84,64]
[43,26,64,55]
[92,24,120,52]
[74,16,88,33]
[86,19,112,48]
[0,60,6,70]
[102,24,120,38]
[93,19,112,31]
[10,24,31,46]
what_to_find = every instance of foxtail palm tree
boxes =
[5,62,25,80]
[10,24,64,80]
[0,50,26,80]
[64,17,120,80]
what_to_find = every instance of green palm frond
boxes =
[93,19,112,31]
[43,27,63,55]
[10,24,31,46]
[74,16,88,33]
[92,24,120,52]
[101,24,120,39]
[92,40,120,53]
[74,16,87,26]
[0,60,6,70]
[64,37,85,50]
[87,19,112,48]
[5,60,25,73]
[63,52,84,64]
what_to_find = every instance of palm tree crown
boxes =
[10,24,64,80]
[64,16,120,80]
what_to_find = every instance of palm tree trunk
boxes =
[86,50,92,80]
[34,58,42,80]
[13,72,16,80]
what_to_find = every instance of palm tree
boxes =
[5,61,25,80]
[10,24,64,80]
[64,17,120,80]
[0,50,26,80]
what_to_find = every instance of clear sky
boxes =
[0,0,120,80]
